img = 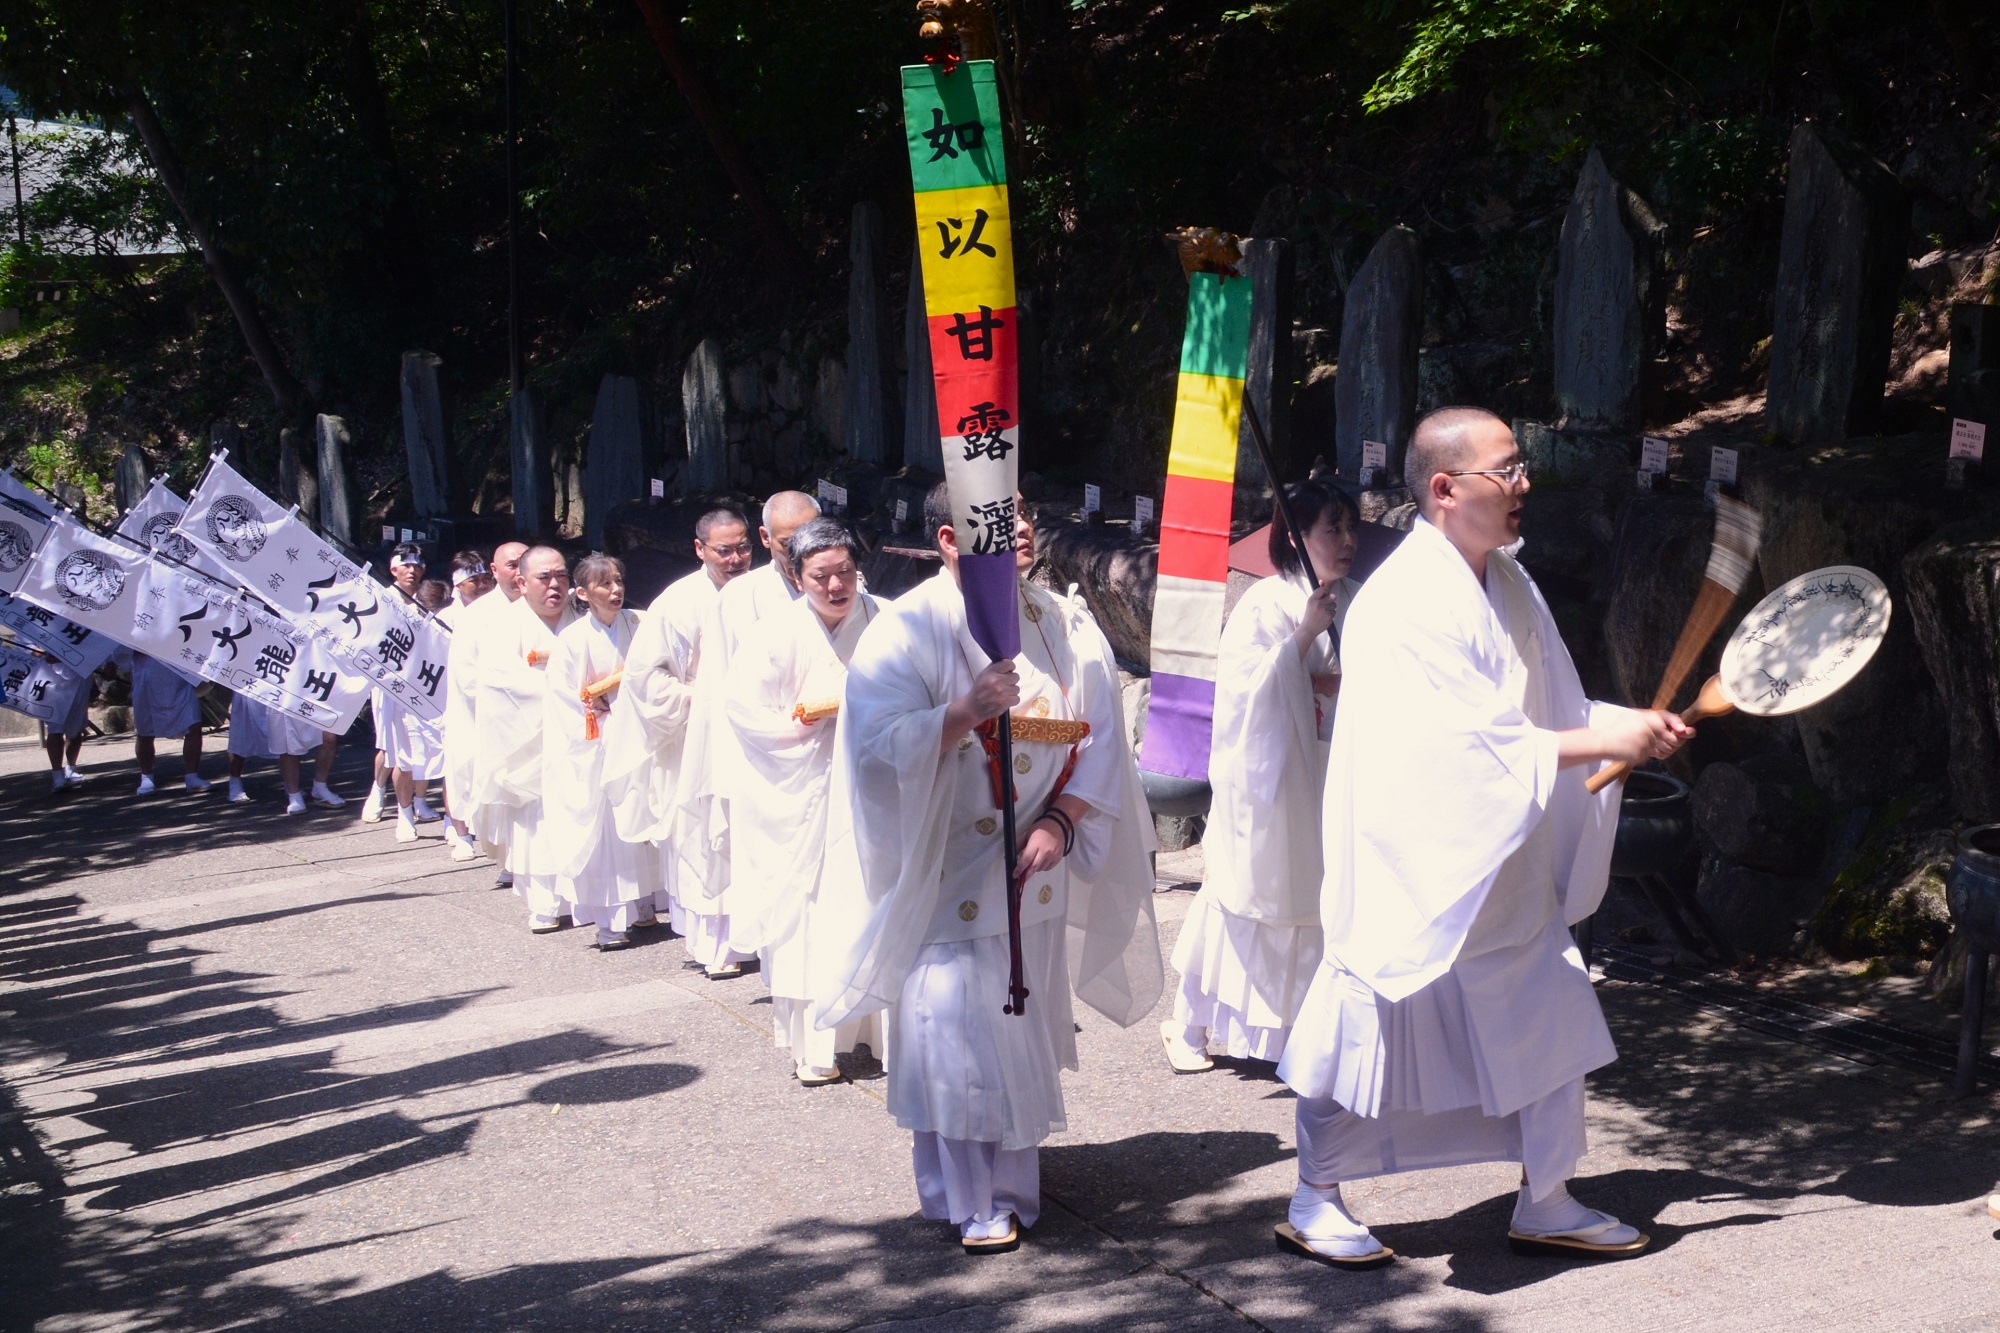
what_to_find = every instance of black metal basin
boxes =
[1947,824,2000,955]
[1609,770,1694,880]
[1140,770,1212,820]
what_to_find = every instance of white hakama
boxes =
[131,654,200,736]
[545,610,661,941]
[814,572,1161,1229]
[1276,518,1622,1204]
[227,692,319,758]
[1171,576,1354,1062]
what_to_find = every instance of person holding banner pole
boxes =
[43,664,91,792]
[117,649,210,795]
[811,484,1160,1254]
[1163,479,1359,1072]
[226,691,342,813]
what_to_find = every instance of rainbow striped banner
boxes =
[1141,272,1254,780]
[902,59,1020,660]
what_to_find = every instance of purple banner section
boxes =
[1139,670,1215,781]
[960,550,1021,661]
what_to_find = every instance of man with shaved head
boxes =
[445,541,526,870]
[669,490,820,978]
[1272,406,1693,1267]
[474,544,580,932]
[603,507,754,940]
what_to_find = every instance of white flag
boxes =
[298,571,450,723]
[116,478,233,582]
[0,494,52,595]
[190,593,369,733]
[0,470,53,518]
[16,516,369,733]
[0,589,119,675]
[0,640,85,725]
[174,454,360,616]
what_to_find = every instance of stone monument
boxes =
[399,351,452,519]
[1335,225,1422,480]
[682,339,730,494]
[1766,123,1908,446]
[584,374,646,549]
[1552,148,1666,431]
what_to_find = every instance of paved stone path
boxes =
[3,734,1998,1332]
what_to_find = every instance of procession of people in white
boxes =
[24,407,1712,1262]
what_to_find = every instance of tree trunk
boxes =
[630,0,809,287]
[124,91,306,421]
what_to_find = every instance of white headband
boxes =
[450,564,489,588]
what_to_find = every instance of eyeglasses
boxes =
[1441,461,1529,488]
[702,542,753,558]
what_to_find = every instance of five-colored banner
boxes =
[902,59,1020,659]
[1140,272,1254,781]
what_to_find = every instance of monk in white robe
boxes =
[450,542,526,882]
[813,485,1161,1254]
[684,490,819,978]
[722,518,886,1082]
[544,554,660,949]
[435,549,501,861]
[1164,480,1360,1072]
[475,545,580,933]
[1275,408,1692,1267]
[603,509,752,942]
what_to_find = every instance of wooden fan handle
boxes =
[1582,685,1737,795]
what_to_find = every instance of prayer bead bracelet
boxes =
[1036,806,1075,857]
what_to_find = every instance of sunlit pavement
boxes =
[3,731,1998,1332]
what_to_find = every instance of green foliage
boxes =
[1362,0,1612,113]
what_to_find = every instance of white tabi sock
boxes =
[1511,1182,1640,1244]
[1288,1183,1383,1257]
[285,792,307,815]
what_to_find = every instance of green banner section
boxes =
[1177,272,1254,382]
[902,61,1007,193]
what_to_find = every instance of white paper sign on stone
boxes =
[1361,439,1388,472]
[1950,418,1987,461]
[895,498,908,523]
[1640,436,1670,474]
[1083,483,1101,516]
[1710,446,1739,484]
[0,639,84,724]
[1133,495,1155,535]
[176,453,362,617]
[382,525,396,542]
[650,478,665,499]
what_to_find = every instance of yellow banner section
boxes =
[915,183,1016,317]
[1164,372,1245,484]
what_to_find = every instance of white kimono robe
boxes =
[812,570,1161,1226]
[544,609,661,936]
[1276,517,1622,1201]
[1171,573,1356,1061]
[475,596,580,920]
[443,590,512,837]
[603,568,716,856]
[673,561,800,968]
[722,591,885,1068]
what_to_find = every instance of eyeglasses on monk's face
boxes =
[1441,460,1529,488]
